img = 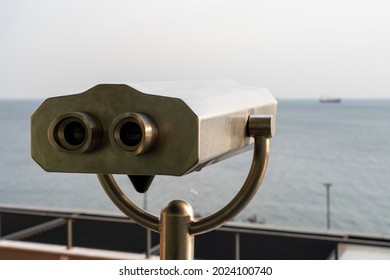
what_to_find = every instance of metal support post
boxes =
[160,200,194,260]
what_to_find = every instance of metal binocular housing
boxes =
[31,80,277,259]
[31,80,277,177]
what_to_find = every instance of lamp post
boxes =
[323,183,332,230]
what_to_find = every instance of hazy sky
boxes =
[1,0,389,99]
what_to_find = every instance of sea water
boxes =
[1,99,389,236]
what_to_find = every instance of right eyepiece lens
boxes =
[110,112,158,155]
[120,122,143,147]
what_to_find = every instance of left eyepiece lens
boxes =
[64,121,86,146]
[119,121,143,148]
[49,112,102,153]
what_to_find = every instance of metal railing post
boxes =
[67,218,73,250]
[235,233,240,260]
[146,229,152,258]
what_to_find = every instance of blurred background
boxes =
[0,0,389,236]
[1,0,389,99]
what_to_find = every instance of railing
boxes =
[1,205,390,260]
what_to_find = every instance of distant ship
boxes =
[319,95,341,103]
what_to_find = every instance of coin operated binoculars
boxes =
[31,80,277,260]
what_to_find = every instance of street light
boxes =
[323,183,332,230]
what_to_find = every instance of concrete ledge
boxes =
[0,240,158,260]
[338,243,390,260]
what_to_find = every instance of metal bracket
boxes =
[97,115,272,259]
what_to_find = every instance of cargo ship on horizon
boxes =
[319,95,341,103]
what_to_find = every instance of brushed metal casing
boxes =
[31,80,277,176]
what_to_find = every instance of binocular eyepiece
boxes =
[48,112,158,156]
[110,112,158,155]
[48,112,103,153]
